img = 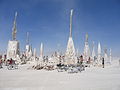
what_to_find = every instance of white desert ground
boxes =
[0,60,120,90]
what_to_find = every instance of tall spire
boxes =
[98,42,101,55]
[65,9,76,64]
[12,12,17,40]
[83,33,90,61]
[92,41,95,59]
[70,9,73,37]
[26,32,29,45]
[40,43,43,58]
[97,42,101,63]
[86,33,88,42]
[33,48,36,60]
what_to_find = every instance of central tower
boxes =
[65,9,76,65]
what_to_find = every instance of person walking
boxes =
[102,57,105,68]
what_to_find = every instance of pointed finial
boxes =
[70,9,73,37]
[71,9,73,16]
[15,12,17,18]
[86,33,88,42]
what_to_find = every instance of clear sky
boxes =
[0,0,120,57]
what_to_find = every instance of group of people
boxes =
[77,55,83,64]
[7,58,16,65]
[1,53,119,70]
[43,56,49,62]
[77,55,105,68]
[0,57,16,69]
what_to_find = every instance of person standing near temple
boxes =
[77,57,80,64]
[59,55,62,65]
[0,58,2,68]
[80,55,83,65]
[102,57,105,68]
[46,56,48,63]
[43,56,46,62]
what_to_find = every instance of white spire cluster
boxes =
[4,10,113,67]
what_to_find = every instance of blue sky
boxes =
[0,0,120,57]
